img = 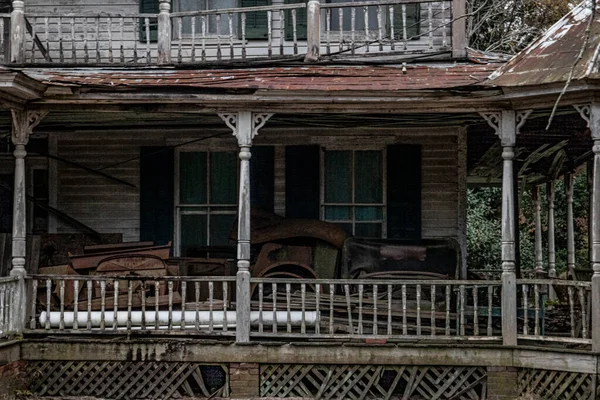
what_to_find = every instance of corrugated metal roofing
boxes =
[489,1,600,87]
[22,64,497,92]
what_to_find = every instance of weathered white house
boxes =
[0,0,599,399]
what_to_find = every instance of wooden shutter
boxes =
[140,0,159,42]
[387,145,421,240]
[241,0,271,39]
[140,147,174,246]
[285,145,320,219]
[284,0,307,40]
[393,4,420,39]
[250,146,275,213]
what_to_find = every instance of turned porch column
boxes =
[157,0,171,65]
[481,110,530,346]
[533,186,544,275]
[575,103,600,351]
[9,109,46,334]
[10,0,26,64]
[219,112,273,343]
[565,172,576,279]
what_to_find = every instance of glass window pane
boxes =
[325,206,352,221]
[355,206,382,221]
[355,150,382,203]
[210,152,237,205]
[180,152,207,204]
[325,150,352,203]
[355,223,381,238]
[181,214,207,256]
[210,214,236,246]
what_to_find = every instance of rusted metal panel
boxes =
[490,2,600,87]
[24,64,496,92]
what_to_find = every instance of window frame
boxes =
[320,146,388,238]
[174,147,239,257]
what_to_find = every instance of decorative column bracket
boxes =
[480,109,532,144]
[574,104,591,127]
[219,112,274,147]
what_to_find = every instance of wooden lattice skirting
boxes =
[518,368,599,400]
[260,364,487,399]
[28,361,229,399]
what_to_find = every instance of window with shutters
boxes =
[326,0,420,39]
[322,149,386,238]
[176,151,238,256]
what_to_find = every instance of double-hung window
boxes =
[177,151,238,256]
[322,149,385,238]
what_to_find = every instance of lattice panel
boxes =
[518,368,598,400]
[260,364,487,399]
[28,361,229,399]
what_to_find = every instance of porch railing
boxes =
[517,279,592,345]
[249,278,502,341]
[26,275,237,335]
[0,274,595,349]
[4,0,464,65]
[0,276,21,339]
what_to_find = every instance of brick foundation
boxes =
[487,366,518,400]
[0,361,28,400]
[230,362,260,398]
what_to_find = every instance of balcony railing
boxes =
[3,0,464,66]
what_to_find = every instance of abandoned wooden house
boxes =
[0,0,600,398]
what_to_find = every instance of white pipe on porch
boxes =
[39,311,318,329]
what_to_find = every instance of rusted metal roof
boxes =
[489,1,600,87]
[22,64,496,92]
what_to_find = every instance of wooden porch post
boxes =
[481,110,530,346]
[305,0,321,62]
[547,181,556,279]
[10,0,26,64]
[157,0,172,65]
[565,172,576,279]
[452,0,467,58]
[219,112,272,343]
[9,109,46,333]
[579,103,600,351]
[533,185,544,275]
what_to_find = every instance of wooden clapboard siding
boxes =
[52,128,461,244]
[54,131,166,242]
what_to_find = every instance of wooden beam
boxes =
[452,0,467,58]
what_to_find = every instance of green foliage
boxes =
[467,173,589,274]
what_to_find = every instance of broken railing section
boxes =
[0,276,21,339]
[517,279,592,345]
[27,275,238,333]
[5,0,464,65]
[250,278,503,340]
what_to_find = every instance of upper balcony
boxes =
[1,0,467,67]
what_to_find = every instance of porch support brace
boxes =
[219,111,273,343]
[157,0,172,65]
[582,102,600,352]
[547,181,556,279]
[11,0,26,64]
[533,185,544,275]
[480,110,530,346]
[565,172,576,280]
